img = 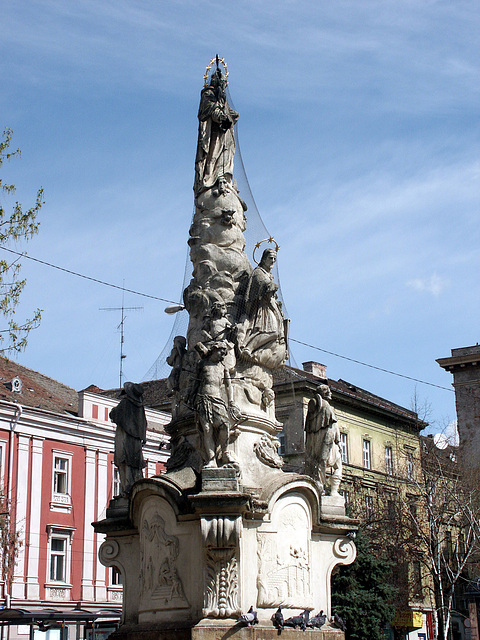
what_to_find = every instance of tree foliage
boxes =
[331,525,397,640]
[0,493,22,588]
[401,438,480,640]
[0,127,43,354]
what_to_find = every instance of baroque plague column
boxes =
[95,58,356,639]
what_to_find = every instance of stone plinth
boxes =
[107,623,343,640]
[94,468,356,639]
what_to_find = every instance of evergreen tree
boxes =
[332,526,396,640]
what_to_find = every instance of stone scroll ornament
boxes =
[165,56,287,471]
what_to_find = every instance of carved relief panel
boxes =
[256,493,314,609]
[138,497,189,611]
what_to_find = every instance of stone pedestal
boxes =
[94,466,356,639]
[108,624,343,640]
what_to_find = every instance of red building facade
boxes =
[0,361,169,640]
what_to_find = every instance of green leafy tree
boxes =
[0,127,43,354]
[331,525,397,640]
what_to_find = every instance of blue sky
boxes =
[1,1,478,431]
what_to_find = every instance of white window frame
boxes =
[51,451,72,512]
[406,451,415,480]
[339,433,348,464]
[113,466,121,498]
[0,440,6,489]
[363,439,371,470]
[111,566,123,586]
[46,527,74,586]
[365,495,374,521]
[385,446,393,475]
[340,489,350,507]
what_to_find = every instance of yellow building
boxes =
[273,361,434,639]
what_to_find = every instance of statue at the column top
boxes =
[194,66,239,196]
[109,381,147,496]
[304,384,342,496]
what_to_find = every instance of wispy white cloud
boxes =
[406,274,450,297]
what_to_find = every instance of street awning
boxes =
[0,608,121,626]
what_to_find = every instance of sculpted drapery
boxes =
[194,69,239,195]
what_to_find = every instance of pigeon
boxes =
[333,612,347,632]
[272,606,284,631]
[237,606,259,626]
[284,609,310,631]
[308,610,326,628]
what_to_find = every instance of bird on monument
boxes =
[237,606,259,626]
[308,610,326,628]
[333,612,347,632]
[284,609,310,631]
[272,606,284,631]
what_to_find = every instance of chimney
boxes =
[302,361,327,379]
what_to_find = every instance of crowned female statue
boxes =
[194,66,239,196]
[239,248,287,369]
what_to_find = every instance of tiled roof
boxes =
[0,357,78,415]
[99,378,171,411]
[82,384,104,394]
[102,364,422,425]
[274,365,422,424]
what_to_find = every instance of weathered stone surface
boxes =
[202,467,240,492]
[94,60,355,640]
[304,384,343,497]
[108,625,344,640]
[164,60,287,484]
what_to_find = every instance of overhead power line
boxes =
[290,338,454,392]
[1,246,452,393]
[0,246,179,304]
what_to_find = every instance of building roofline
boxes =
[275,365,425,428]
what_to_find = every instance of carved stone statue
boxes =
[190,341,242,468]
[110,382,147,496]
[166,336,187,394]
[166,62,288,469]
[194,69,239,195]
[96,63,356,639]
[304,384,342,496]
[239,248,287,369]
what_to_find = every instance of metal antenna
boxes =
[100,286,143,387]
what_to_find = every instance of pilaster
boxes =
[26,437,44,599]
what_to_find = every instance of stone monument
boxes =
[95,57,356,639]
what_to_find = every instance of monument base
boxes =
[95,468,356,640]
[108,623,344,640]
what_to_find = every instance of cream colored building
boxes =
[273,362,433,640]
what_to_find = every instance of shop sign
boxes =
[393,610,423,628]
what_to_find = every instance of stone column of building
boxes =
[94,451,108,601]
[26,437,44,599]
[11,434,30,599]
[81,448,97,601]
[437,344,480,465]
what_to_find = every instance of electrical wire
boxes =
[0,246,453,393]
[290,338,454,392]
[0,246,179,304]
